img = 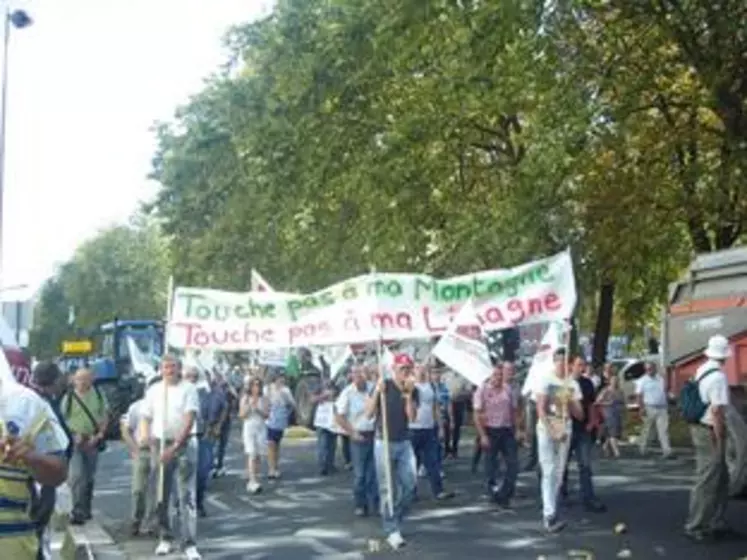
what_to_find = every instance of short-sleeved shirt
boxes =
[264,385,295,431]
[336,382,375,432]
[374,380,419,442]
[410,382,436,430]
[473,382,516,428]
[696,360,730,427]
[532,371,582,430]
[636,374,667,407]
[142,380,200,440]
[572,376,596,434]
[122,399,146,438]
[60,387,109,436]
[435,382,450,421]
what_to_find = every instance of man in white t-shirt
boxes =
[685,335,732,543]
[533,347,583,534]
[636,362,673,458]
[140,355,202,560]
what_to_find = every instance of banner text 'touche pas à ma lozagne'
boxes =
[167,250,576,350]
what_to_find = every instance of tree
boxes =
[29,220,170,358]
[147,0,747,364]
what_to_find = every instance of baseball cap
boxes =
[393,353,414,368]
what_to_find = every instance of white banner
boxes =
[167,250,576,350]
[432,299,493,387]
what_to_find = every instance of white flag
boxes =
[250,269,274,292]
[67,306,75,326]
[127,336,158,382]
[521,320,570,398]
[432,299,492,387]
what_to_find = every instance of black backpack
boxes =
[679,368,719,424]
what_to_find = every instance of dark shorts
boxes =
[267,428,284,444]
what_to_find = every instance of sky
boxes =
[1,0,269,301]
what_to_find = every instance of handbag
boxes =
[70,391,108,453]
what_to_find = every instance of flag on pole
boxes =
[250,269,274,292]
[432,298,492,387]
[521,320,570,398]
[127,336,158,382]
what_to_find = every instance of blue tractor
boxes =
[89,319,164,438]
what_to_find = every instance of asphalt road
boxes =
[89,430,747,560]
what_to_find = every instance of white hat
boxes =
[704,335,731,360]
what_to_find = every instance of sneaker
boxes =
[155,540,173,555]
[418,466,426,478]
[386,531,406,550]
[544,516,566,533]
[246,481,262,494]
[436,490,455,500]
[184,545,203,560]
[354,507,366,517]
[344,463,353,471]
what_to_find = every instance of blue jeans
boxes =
[196,438,214,509]
[483,427,518,504]
[374,439,416,536]
[410,428,443,496]
[350,434,378,511]
[316,429,337,474]
[434,425,444,472]
[561,429,597,503]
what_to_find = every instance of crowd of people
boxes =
[6,332,736,559]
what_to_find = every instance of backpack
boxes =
[679,368,719,424]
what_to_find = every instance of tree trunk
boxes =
[591,282,615,369]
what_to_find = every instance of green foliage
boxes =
[146,0,747,350]
[29,220,170,358]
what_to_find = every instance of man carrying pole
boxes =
[365,352,418,550]
[140,355,202,559]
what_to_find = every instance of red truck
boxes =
[662,246,747,496]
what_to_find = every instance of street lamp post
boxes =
[0,6,32,287]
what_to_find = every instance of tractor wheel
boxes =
[294,374,322,427]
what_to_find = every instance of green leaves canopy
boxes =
[148,0,747,344]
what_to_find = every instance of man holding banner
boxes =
[366,353,418,551]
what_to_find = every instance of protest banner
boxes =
[167,250,576,351]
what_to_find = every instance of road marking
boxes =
[408,504,489,521]
[207,495,232,512]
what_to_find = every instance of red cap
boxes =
[393,353,414,368]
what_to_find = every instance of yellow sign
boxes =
[61,340,93,354]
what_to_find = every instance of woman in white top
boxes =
[239,377,269,494]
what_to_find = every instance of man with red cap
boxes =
[365,352,418,550]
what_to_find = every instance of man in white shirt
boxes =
[140,355,202,559]
[335,364,379,516]
[636,361,673,458]
[685,335,732,543]
[533,347,583,534]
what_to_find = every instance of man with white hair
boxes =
[684,335,733,543]
[141,354,202,559]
